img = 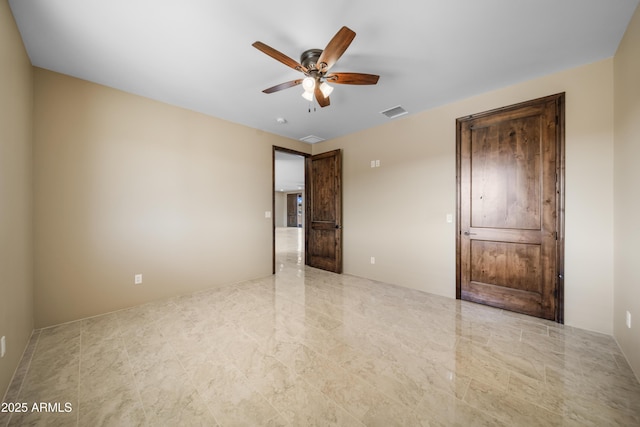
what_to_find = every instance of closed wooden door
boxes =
[287,194,298,227]
[306,149,342,273]
[456,94,564,321]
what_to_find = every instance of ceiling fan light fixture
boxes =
[319,82,334,97]
[253,27,379,109]
[302,77,315,92]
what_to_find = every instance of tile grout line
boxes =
[115,313,152,427]
[76,328,82,427]
[165,331,222,426]
[2,329,42,427]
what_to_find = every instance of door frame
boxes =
[455,93,565,323]
[272,146,310,274]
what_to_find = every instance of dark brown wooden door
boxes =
[457,94,564,321]
[306,149,342,273]
[287,194,298,227]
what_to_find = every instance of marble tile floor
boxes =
[2,227,639,426]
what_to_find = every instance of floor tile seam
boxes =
[411,382,501,425]
[299,341,420,416]
[259,305,347,344]
[579,350,630,371]
[2,330,41,405]
[291,368,367,426]
[270,304,345,335]
[270,286,348,314]
[76,329,85,427]
[230,366,290,427]
[250,285,348,329]
[118,334,152,427]
[504,377,571,419]
[521,331,622,360]
[463,377,561,425]
[187,388,222,427]
[462,344,546,385]
[217,351,292,425]
[339,360,424,413]
[352,326,437,363]
[390,321,461,351]
[499,310,560,329]
[505,369,568,416]
[611,350,638,376]
[1,331,41,427]
[79,324,126,364]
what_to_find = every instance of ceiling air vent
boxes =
[380,105,408,119]
[299,135,325,144]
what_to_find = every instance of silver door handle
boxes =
[463,231,477,236]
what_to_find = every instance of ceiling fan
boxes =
[252,26,379,108]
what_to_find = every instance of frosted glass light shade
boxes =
[302,77,315,91]
[320,82,333,97]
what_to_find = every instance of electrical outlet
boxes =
[370,160,376,168]
[1,336,6,358]
[370,256,376,264]
[134,274,142,285]
[626,311,632,329]
[375,160,380,167]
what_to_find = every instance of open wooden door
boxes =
[286,194,298,227]
[306,149,342,273]
[456,94,564,322]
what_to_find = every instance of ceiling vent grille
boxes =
[380,105,408,119]
[299,135,325,144]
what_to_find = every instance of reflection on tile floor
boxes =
[2,227,639,426]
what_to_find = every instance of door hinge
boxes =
[555,115,559,125]
[555,231,558,240]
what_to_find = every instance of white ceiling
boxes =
[8,0,638,145]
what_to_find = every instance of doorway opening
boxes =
[273,147,308,273]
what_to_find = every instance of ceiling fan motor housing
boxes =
[300,49,323,72]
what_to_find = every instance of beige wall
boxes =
[33,68,308,328]
[275,192,287,227]
[614,4,640,380]
[314,58,615,335]
[0,0,34,398]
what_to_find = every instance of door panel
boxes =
[457,94,564,321]
[470,116,541,230]
[287,193,297,227]
[306,149,342,273]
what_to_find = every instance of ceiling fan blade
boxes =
[314,84,330,107]
[252,41,308,73]
[262,79,303,94]
[317,26,356,72]
[326,72,380,85]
